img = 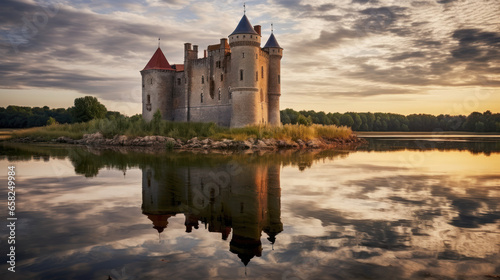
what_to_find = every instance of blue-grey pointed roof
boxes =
[230,15,258,36]
[263,33,282,49]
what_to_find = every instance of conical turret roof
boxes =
[143,47,174,71]
[263,33,282,49]
[230,14,258,36]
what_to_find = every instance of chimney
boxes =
[220,38,228,49]
[254,25,261,36]
[193,45,198,59]
[204,50,207,58]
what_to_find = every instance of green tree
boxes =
[340,114,354,127]
[351,113,362,130]
[151,109,162,135]
[297,114,312,126]
[72,96,107,123]
[46,116,57,126]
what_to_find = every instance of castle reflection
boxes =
[141,160,283,266]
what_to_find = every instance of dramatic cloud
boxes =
[0,0,498,115]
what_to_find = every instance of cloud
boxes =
[0,0,499,115]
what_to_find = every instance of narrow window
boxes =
[278,75,281,84]
[200,93,204,103]
[242,52,245,58]
[256,71,258,81]
[255,53,258,59]
[240,202,244,213]
[202,76,204,84]
[260,89,263,102]
[218,88,221,100]
[150,78,153,84]
[228,87,232,99]
[240,69,244,81]
[261,66,264,78]
[177,78,181,85]
[220,74,223,81]
[147,95,151,104]
[243,35,246,38]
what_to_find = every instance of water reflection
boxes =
[141,159,283,266]
[0,141,499,279]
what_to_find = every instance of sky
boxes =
[0,0,499,116]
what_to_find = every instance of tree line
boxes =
[1,96,499,132]
[0,96,123,128]
[280,109,500,132]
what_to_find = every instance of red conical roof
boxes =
[143,47,174,71]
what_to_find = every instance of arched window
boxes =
[200,93,204,103]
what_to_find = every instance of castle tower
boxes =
[141,46,176,122]
[229,14,262,128]
[263,29,283,126]
[263,164,283,246]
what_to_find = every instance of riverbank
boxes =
[9,132,366,151]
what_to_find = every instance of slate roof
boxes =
[230,14,258,36]
[263,33,282,49]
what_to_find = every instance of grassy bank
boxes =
[9,117,352,141]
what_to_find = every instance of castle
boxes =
[141,13,283,128]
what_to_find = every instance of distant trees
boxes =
[0,96,124,128]
[280,108,500,132]
[0,105,72,128]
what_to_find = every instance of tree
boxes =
[151,109,162,134]
[340,114,354,127]
[72,96,107,123]
[297,114,312,126]
[46,117,57,126]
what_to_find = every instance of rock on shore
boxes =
[13,132,367,151]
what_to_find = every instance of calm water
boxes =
[1,136,499,280]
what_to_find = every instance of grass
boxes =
[8,117,352,141]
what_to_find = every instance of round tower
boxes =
[228,14,261,128]
[263,30,283,126]
[140,46,176,122]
